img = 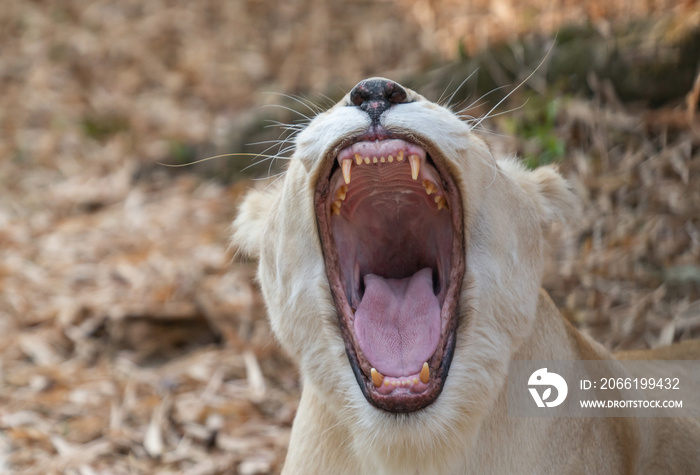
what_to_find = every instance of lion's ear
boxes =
[498,160,579,227]
[231,187,278,258]
[529,165,578,227]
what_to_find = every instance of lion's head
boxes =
[233,78,575,459]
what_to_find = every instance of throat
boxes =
[354,268,441,377]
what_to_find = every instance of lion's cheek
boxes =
[259,165,344,374]
[464,189,545,354]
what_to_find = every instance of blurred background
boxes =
[1,0,699,473]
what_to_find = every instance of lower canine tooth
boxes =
[371,368,384,387]
[420,362,430,384]
[341,159,352,184]
[408,155,420,180]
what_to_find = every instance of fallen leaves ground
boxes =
[1,1,699,473]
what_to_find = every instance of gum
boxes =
[375,374,429,395]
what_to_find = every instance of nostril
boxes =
[384,81,407,105]
[350,87,366,107]
[349,78,408,121]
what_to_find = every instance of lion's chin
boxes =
[315,129,465,413]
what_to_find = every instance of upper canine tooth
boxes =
[341,159,352,184]
[408,154,420,180]
[420,362,430,384]
[371,368,384,387]
[422,180,435,195]
[355,154,363,165]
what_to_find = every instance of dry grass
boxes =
[1,1,699,473]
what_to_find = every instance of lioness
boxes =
[233,78,700,474]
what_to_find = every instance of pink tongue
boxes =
[354,268,440,377]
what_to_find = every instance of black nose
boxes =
[349,78,408,122]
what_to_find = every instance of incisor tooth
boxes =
[397,150,404,162]
[371,368,384,387]
[408,154,420,180]
[355,154,363,165]
[380,156,386,163]
[388,155,394,162]
[341,159,352,184]
[422,180,435,195]
[364,156,370,164]
[420,362,430,384]
[373,156,378,163]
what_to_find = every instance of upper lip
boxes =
[315,132,466,413]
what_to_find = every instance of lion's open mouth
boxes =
[315,134,465,413]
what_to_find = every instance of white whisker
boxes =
[436,76,456,105]
[260,103,314,122]
[472,39,555,129]
[457,84,511,116]
[467,98,529,127]
[444,68,480,110]
[265,91,324,116]
[157,152,288,168]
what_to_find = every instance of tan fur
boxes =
[232,80,700,474]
